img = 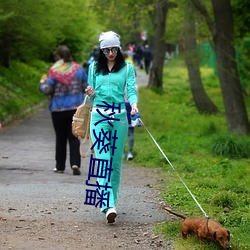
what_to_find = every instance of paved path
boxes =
[0,107,165,224]
[0,71,173,249]
[135,68,149,88]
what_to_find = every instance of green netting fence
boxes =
[198,39,250,95]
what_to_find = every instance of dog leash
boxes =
[139,118,209,218]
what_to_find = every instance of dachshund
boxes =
[162,207,231,249]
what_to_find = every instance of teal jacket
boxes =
[87,62,138,110]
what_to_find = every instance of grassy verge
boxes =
[128,59,250,250]
[0,60,50,125]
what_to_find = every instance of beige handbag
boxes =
[72,95,93,158]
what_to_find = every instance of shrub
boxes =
[210,191,237,209]
[210,135,250,159]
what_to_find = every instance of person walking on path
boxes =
[39,45,88,175]
[143,44,153,75]
[85,31,138,223]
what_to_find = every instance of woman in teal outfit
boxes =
[86,31,138,223]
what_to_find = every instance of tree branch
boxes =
[190,0,216,37]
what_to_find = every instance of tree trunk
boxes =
[191,0,250,134]
[212,0,250,134]
[147,0,169,90]
[184,4,218,114]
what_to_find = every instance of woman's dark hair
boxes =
[54,45,73,63]
[95,48,126,75]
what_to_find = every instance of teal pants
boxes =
[90,110,128,212]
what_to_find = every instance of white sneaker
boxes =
[106,208,117,223]
[127,152,133,160]
[53,168,64,173]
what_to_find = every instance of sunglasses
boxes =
[102,47,119,55]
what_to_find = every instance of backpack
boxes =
[72,95,93,158]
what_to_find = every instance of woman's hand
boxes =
[40,74,47,83]
[131,103,138,116]
[85,86,95,97]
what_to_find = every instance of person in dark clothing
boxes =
[143,44,152,74]
[84,46,100,73]
[134,45,144,69]
[88,46,99,65]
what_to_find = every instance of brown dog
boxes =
[163,207,231,249]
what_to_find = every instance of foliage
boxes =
[0,60,49,122]
[127,58,250,249]
[210,134,250,159]
[232,0,250,95]
[0,0,100,66]
[236,37,250,95]
[164,1,184,44]
[232,0,250,39]
[90,0,155,46]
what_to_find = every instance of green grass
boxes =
[128,58,250,250]
[0,60,50,123]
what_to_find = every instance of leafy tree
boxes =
[191,0,250,134]
[90,0,155,47]
[183,1,218,114]
[232,0,250,40]
[232,0,250,95]
[54,1,99,62]
[0,0,57,66]
[148,0,177,89]
[0,0,99,67]
[164,1,184,44]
